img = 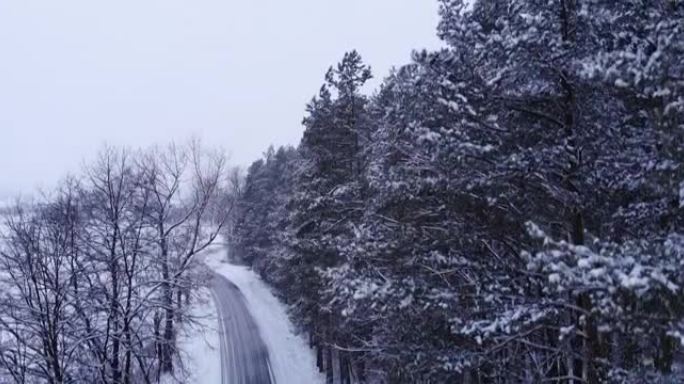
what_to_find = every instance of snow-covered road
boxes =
[184,241,323,384]
[211,272,274,384]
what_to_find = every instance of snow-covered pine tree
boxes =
[284,51,373,383]
[439,1,684,382]
[233,145,298,280]
[230,2,684,383]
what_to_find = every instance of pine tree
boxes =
[286,51,373,383]
[230,2,684,383]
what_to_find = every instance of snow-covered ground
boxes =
[174,288,221,384]
[204,244,324,384]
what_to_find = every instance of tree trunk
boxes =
[123,326,132,384]
[656,331,675,373]
[316,345,324,372]
[326,347,334,384]
[110,256,122,384]
[161,266,174,373]
[159,227,175,374]
[611,329,622,368]
[358,359,366,383]
[312,333,324,372]
[153,312,162,381]
[462,367,472,384]
[177,287,183,314]
[340,350,350,384]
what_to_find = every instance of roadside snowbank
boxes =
[176,288,221,384]
[205,247,324,384]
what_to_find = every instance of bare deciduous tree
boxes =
[0,142,232,383]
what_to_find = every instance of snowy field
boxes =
[203,243,324,384]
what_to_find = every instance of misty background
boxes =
[0,0,441,199]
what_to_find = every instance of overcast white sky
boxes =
[0,0,442,199]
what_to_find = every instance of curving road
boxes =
[211,273,275,384]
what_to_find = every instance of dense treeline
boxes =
[232,1,684,383]
[0,143,231,383]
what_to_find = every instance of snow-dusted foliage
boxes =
[232,146,298,279]
[231,1,684,383]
